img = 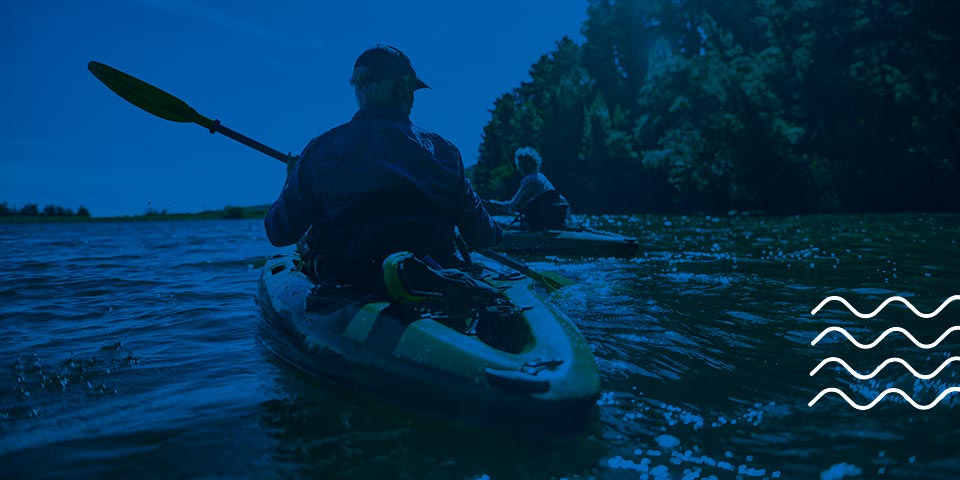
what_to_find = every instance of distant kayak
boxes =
[498,226,639,257]
[256,253,600,431]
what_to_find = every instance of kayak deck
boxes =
[256,253,600,431]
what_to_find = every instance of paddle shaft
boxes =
[480,249,562,292]
[208,121,288,163]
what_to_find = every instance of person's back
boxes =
[487,147,569,231]
[264,45,501,286]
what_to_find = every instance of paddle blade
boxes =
[88,61,214,129]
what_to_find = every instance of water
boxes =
[1,214,958,479]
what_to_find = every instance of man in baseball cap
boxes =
[265,45,501,291]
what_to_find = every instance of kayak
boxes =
[256,253,601,431]
[497,227,639,257]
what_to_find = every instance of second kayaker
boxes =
[264,44,502,291]
[485,147,570,231]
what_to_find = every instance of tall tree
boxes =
[473,0,960,213]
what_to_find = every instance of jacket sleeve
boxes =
[264,154,314,247]
[454,152,502,249]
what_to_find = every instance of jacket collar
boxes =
[353,106,411,122]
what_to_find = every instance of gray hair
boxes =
[514,147,542,173]
[350,66,416,114]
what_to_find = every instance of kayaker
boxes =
[264,45,502,289]
[486,147,570,231]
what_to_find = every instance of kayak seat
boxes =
[519,190,569,231]
[383,252,503,306]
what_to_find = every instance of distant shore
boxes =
[0,205,270,224]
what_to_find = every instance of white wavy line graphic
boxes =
[810,295,960,318]
[811,326,960,349]
[808,387,960,410]
[810,356,960,379]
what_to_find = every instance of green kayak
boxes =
[498,227,639,257]
[256,253,601,431]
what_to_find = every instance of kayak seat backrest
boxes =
[392,253,502,306]
[520,190,569,231]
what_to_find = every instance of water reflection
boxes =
[258,341,607,479]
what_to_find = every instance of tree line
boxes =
[0,202,90,217]
[470,0,960,214]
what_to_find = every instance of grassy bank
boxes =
[0,205,270,224]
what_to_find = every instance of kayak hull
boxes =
[498,228,639,257]
[256,253,601,431]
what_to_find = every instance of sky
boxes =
[2,0,588,217]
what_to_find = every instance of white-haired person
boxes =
[486,147,570,231]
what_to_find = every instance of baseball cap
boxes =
[354,44,430,90]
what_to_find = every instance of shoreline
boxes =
[0,205,270,224]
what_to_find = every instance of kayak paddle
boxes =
[87,61,289,163]
[89,61,573,291]
[480,249,575,292]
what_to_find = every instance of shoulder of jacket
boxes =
[303,121,353,153]
[411,124,454,145]
[430,134,461,160]
[321,121,356,140]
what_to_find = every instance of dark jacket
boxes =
[265,106,501,280]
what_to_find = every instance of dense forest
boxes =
[470,0,960,214]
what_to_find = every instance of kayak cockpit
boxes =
[304,282,536,356]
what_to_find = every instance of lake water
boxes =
[2,214,959,479]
